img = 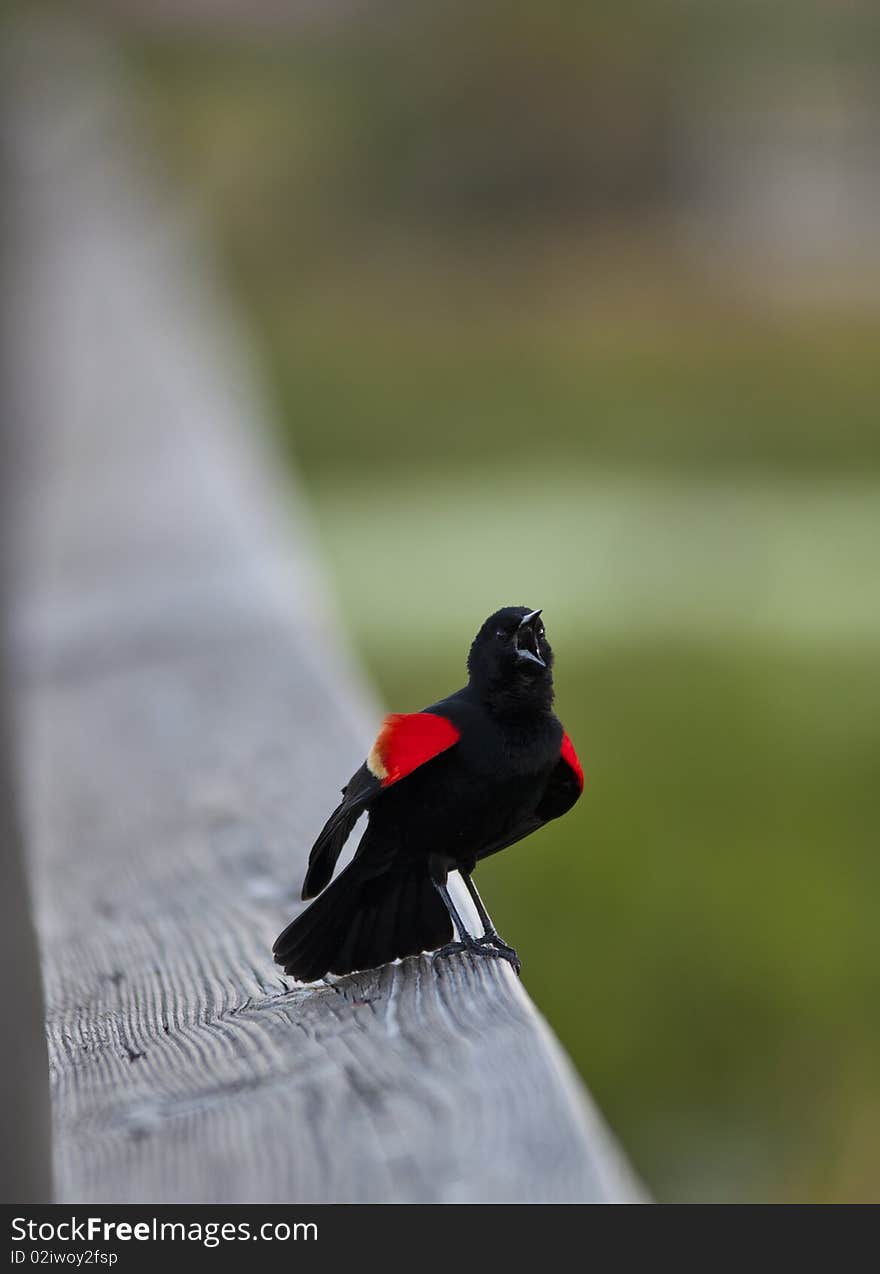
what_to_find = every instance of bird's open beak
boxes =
[515,609,546,667]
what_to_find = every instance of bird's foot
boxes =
[475,932,521,972]
[434,937,521,976]
[477,931,516,954]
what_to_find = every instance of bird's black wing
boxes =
[536,732,584,820]
[299,770,372,899]
[301,711,461,899]
[475,732,584,864]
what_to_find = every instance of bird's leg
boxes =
[432,878,476,945]
[461,872,498,939]
[461,873,521,967]
[430,871,521,975]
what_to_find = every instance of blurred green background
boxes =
[118,1,879,1201]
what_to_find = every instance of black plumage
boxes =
[273,606,583,981]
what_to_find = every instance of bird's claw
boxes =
[476,933,521,972]
[476,931,506,950]
[433,938,521,976]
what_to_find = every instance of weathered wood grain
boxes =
[3,22,643,1203]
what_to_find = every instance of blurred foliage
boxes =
[128,5,880,1201]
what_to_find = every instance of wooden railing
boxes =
[2,21,642,1204]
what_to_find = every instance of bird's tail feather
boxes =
[273,861,452,982]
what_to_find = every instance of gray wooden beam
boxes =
[0,670,51,1203]
[3,21,643,1204]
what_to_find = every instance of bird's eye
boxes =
[495,628,507,640]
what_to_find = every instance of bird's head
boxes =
[467,606,554,711]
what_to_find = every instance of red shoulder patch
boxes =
[367,712,460,788]
[560,732,584,792]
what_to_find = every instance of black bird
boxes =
[273,606,583,981]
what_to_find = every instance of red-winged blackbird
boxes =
[273,607,583,980]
